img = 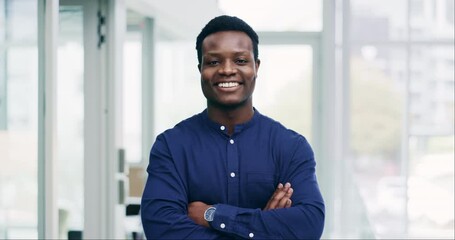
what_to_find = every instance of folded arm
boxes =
[189,137,325,239]
[189,170,324,239]
[141,135,230,239]
[188,182,294,227]
[141,134,325,239]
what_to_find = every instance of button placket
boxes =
[226,135,239,205]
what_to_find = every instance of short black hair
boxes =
[196,15,259,64]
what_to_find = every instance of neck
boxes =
[207,103,254,135]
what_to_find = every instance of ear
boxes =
[255,59,261,74]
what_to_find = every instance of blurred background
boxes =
[0,0,453,239]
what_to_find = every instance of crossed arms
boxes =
[141,134,325,239]
[188,182,294,228]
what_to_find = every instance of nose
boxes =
[218,61,237,76]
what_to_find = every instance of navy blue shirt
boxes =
[141,109,325,239]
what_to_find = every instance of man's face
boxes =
[199,31,260,109]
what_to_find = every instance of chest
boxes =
[175,133,280,208]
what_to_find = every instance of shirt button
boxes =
[220,126,225,131]
[230,172,236,177]
[249,233,254,238]
[229,139,234,144]
[220,223,226,229]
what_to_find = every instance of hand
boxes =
[263,182,293,210]
[188,201,211,227]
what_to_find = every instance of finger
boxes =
[285,199,292,208]
[284,182,291,189]
[285,187,294,198]
[276,188,293,208]
[264,183,286,210]
[269,183,284,202]
[284,187,293,207]
[266,184,286,209]
[270,183,284,200]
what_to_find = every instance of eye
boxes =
[205,60,219,66]
[236,59,248,64]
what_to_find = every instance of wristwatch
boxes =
[204,206,216,222]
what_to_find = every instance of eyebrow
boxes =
[204,51,251,57]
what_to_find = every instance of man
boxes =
[141,15,325,239]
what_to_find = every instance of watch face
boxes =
[204,207,216,222]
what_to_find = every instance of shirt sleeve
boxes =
[209,136,325,239]
[141,134,231,239]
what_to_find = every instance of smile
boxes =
[217,82,239,88]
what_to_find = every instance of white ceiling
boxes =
[128,0,224,40]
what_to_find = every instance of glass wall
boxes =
[254,45,313,140]
[0,0,38,238]
[349,0,454,238]
[349,45,407,237]
[407,44,454,238]
[153,40,204,136]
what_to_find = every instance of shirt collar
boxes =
[200,107,261,136]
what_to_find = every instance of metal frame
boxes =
[82,0,109,238]
[38,0,59,239]
[0,0,6,130]
[141,17,156,170]
[83,0,126,238]
[105,0,126,238]
[315,0,337,237]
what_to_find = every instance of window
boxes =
[0,0,38,238]
[254,45,313,140]
[348,0,454,238]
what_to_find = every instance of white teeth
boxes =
[218,82,239,88]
